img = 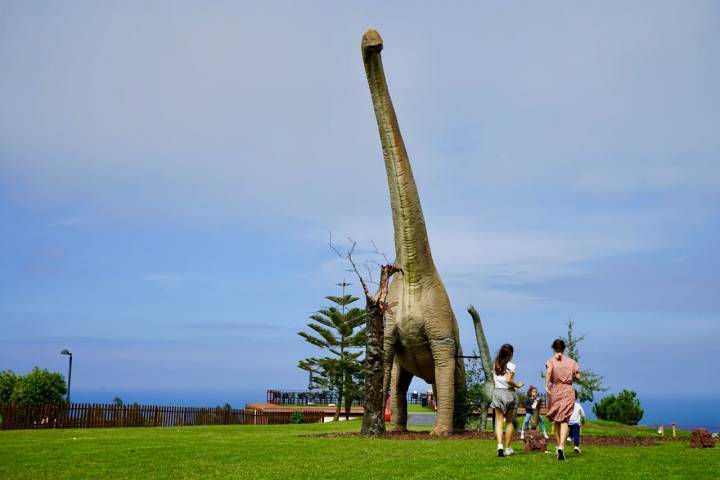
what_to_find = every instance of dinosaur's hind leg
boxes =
[390,360,413,432]
[452,349,467,432]
[429,336,457,435]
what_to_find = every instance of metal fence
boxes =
[0,403,325,430]
[266,389,362,406]
[267,389,546,407]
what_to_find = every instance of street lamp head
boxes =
[61,349,72,356]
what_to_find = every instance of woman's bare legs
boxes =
[494,409,505,446]
[554,421,562,447]
[559,421,569,450]
[504,410,515,449]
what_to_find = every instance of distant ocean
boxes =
[610,395,719,432]
[72,390,719,432]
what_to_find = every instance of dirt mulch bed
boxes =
[309,431,676,446]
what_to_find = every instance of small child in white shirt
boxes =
[567,390,585,454]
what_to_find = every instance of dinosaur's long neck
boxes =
[362,30,434,284]
[467,305,493,379]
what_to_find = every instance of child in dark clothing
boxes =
[520,385,548,439]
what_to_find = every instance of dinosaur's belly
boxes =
[395,319,435,383]
[397,349,435,384]
[386,275,446,384]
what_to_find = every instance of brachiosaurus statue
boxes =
[362,29,466,435]
[467,305,494,431]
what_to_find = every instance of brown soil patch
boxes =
[310,431,664,446]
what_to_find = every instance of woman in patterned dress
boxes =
[545,338,580,460]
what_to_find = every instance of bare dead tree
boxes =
[329,234,401,435]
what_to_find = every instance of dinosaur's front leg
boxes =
[429,336,456,436]
[390,360,413,432]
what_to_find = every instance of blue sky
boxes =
[1,1,719,407]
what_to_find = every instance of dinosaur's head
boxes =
[362,29,383,58]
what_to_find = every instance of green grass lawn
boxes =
[469,417,692,438]
[0,420,715,479]
[407,404,434,413]
[582,419,690,437]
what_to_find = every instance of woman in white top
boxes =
[490,343,524,457]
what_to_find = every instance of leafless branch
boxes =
[328,232,355,260]
[328,232,402,306]
[363,260,377,286]
[329,232,369,296]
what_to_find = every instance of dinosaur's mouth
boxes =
[362,29,383,54]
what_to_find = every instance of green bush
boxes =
[10,367,67,405]
[592,389,644,425]
[0,370,18,404]
[1,368,67,405]
[289,411,304,424]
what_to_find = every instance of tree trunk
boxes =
[361,300,385,435]
[334,343,345,422]
[344,369,352,421]
[332,242,399,435]
[344,390,352,421]
[334,382,343,422]
[359,264,399,436]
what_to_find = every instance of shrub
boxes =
[0,370,18,404]
[592,389,644,425]
[10,367,67,405]
[289,411,304,424]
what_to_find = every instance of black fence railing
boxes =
[406,391,434,408]
[266,390,363,406]
[266,390,547,410]
[266,389,431,407]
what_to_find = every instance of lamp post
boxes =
[60,349,72,403]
